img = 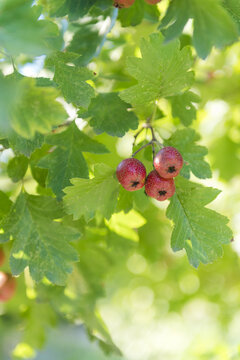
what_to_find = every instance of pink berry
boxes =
[116,158,146,191]
[154,146,183,179]
[145,170,175,201]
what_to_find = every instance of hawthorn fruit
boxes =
[145,170,175,201]
[0,272,16,302]
[154,146,183,179]
[113,0,135,8]
[0,249,5,267]
[116,158,146,191]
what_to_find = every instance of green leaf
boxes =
[38,122,108,199]
[119,33,194,106]
[63,164,119,221]
[0,138,9,149]
[8,131,45,157]
[223,0,240,32]
[0,0,62,56]
[0,193,79,285]
[47,52,95,109]
[138,205,170,261]
[0,72,22,135]
[0,73,66,139]
[160,0,238,58]
[164,128,212,179]
[116,187,134,214]
[133,189,149,212]
[30,145,51,188]
[7,155,29,183]
[118,0,145,27]
[12,78,67,139]
[167,176,232,267]
[144,2,161,23]
[80,93,138,136]
[38,142,89,199]
[116,187,149,214]
[105,210,146,242]
[22,302,56,350]
[118,0,160,27]
[67,7,116,64]
[39,0,66,14]
[0,191,12,220]
[50,0,112,20]
[61,215,85,236]
[210,133,240,181]
[169,91,200,126]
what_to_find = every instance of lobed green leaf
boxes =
[63,163,119,221]
[0,193,80,285]
[119,33,194,106]
[167,176,232,267]
[160,0,238,58]
[80,93,138,137]
[38,122,108,199]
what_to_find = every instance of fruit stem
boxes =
[133,127,145,145]
[131,139,163,158]
[132,103,163,160]
[132,141,153,157]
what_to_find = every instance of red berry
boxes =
[116,158,146,191]
[0,272,16,302]
[154,146,183,179]
[113,0,135,8]
[144,0,161,4]
[145,170,175,201]
[0,249,5,267]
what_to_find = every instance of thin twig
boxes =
[0,50,17,72]
[151,142,155,164]
[148,103,159,166]
[132,102,164,160]
[132,139,164,158]
[10,56,16,72]
[149,125,157,141]
[51,121,72,133]
[132,141,154,157]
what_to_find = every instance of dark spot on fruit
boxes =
[167,166,176,173]
[131,181,139,187]
[159,190,167,196]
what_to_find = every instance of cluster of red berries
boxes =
[114,0,161,9]
[0,249,16,302]
[116,146,183,201]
